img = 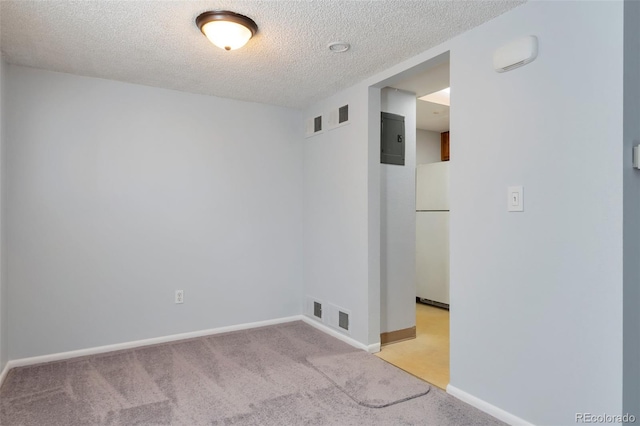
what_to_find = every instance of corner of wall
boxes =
[0,57,8,372]
[367,86,382,345]
[623,0,640,417]
[379,87,417,334]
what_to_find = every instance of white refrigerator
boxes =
[415,162,450,306]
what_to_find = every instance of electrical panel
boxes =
[381,112,405,165]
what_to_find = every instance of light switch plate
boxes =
[508,186,524,212]
[634,145,639,169]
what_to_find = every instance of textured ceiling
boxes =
[0,1,524,109]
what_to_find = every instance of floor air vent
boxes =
[338,311,349,331]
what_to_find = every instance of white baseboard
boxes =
[367,342,381,353]
[446,384,534,426]
[300,315,379,353]
[0,314,380,389]
[0,315,302,387]
[0,361,10,388]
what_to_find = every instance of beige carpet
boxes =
[0,321,502,425]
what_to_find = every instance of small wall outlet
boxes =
[175,290,184,304]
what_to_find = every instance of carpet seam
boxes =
[306,355,431,409]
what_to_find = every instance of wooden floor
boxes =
[375,303,450,390]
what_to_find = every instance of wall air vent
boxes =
[326,303,351,334]
[305,115,324,138]
[307,297,324,321]
[501,60,526,72]
[328,104,350,130]
[338,311,349,331]
[338,105,349,123]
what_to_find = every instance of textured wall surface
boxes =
[5,66,304,359]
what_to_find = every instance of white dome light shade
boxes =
[196,11,258,51]
[201,20,252,51]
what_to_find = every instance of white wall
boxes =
[380,88,416,334]
[5,66,304,359]
[416,129,441,164]
[0,57,7,371]
[448,2,623,423]
[302,86,373,344]
[623,0,640,417]
[306,1,626,424]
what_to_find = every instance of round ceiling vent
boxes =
[328,42,350,53]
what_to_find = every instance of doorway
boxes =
[374,57,451,390]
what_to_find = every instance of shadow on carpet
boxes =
[308,351,430,407]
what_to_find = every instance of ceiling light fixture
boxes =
[196,10,258,51]
[328,42,350,53]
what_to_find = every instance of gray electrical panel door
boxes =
[381,112,405,165]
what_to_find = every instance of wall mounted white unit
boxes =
[634,145,640,169]
[305,115,324,138]
[493,36,538,73]
[327,104,350,130]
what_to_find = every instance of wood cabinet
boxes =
[441,131,450,161]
